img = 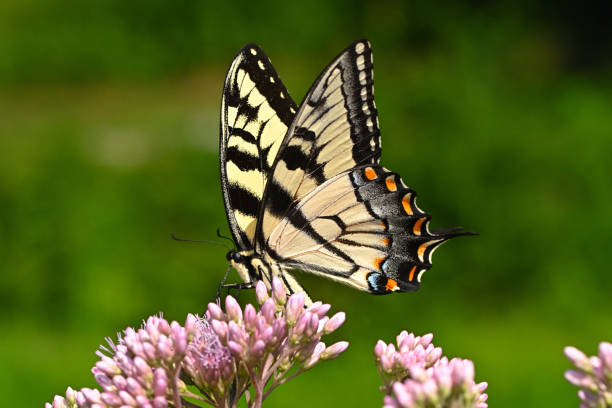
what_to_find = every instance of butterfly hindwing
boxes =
[220,44,297,250]
[266,165,462,293]
[256,39,381,248]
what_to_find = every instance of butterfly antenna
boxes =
[216,228,236,250]
[170,233,233,250]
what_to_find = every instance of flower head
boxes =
[564,342,612,407]
[204,277,348,406]
[46,314,195,408]
[376,332,488,408]
[374,331,442,392]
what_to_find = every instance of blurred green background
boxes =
[1,0,612,406]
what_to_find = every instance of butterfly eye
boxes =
[226,251,242,262]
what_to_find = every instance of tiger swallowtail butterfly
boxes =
[219,39,472,304]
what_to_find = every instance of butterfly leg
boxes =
[222,281,256,301]
[215,264,233,300]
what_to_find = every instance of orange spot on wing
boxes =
[417,243,427,260]
[413,217,426,235]
[385,278,397,291]
[385,176,397,191]
[381,237,390,246]
[364,167,377,180]
[374,257,385,270]
[402,194,413,215]
[408,265,417,282]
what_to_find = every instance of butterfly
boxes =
[219,39,471,304]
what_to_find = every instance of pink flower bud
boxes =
[170,322,187,355]
[95,355,120,376]
[228,340,245,357]
[303,301,329,318]
[225,296,243,323]
[374,340,386,359]
[303,342,326,369]
[211,320,228,340]
[321,341,349,360]
[184,314,198,337]
[119,389,137,405]
[81,388,102,404]
[207,302,225,321]
[146,319,161,341]
[476,382,488,393]
[126,377,145,396]
[565,369,598,390]
[157,336,173,361]
[251,340,266,358]
[305,313,319,337]
[598,342,612,372]
[75,390,86,406]
[434,364,452,395]
[101,392,123,406]
[153,368,168,397]
[260,326,275,345]
[273,318,286,339]
[134,356,152,378]
[255,280,269,304]
[244,304,257,332]
[420,333,434,347]
[422,378,438,399]
[143,342,157,361]
[51,396,66,408]
[393,381,414,406]
[380,353,394,373]
[564,346,593,373]
[157,317,171,334]
[285,292,305,326]
[135,395,152,407]
[293,312,310,338]
[313,303,331,317]
[261,299,276,323]
[112,375,127,390]
[272,277,287,305]
[154,395,168,408]
[323,312,345,334]
[428,347,442,366]
[228,320,246,344]
[65,387,77,404]
[92,369,113,391]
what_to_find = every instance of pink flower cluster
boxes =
[45,277,348,408]
[47,315,196,408]
[375,331,488,408]
[205,278,348,407]
[564,342,612,407]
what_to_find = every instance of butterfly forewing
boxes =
[220,44,297,250]
[256,40,382,248]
